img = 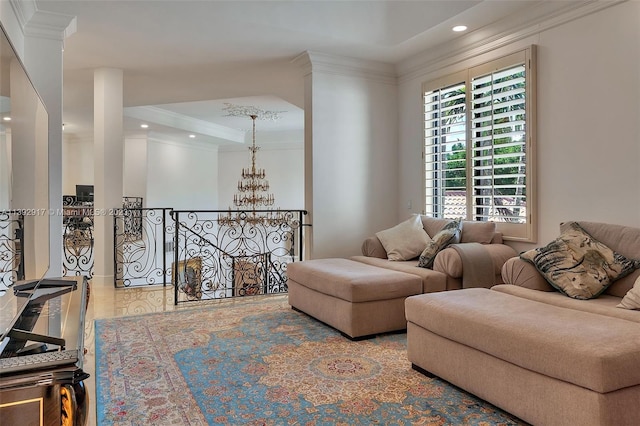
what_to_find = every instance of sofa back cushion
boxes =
[420,215,497,244]
[566,221,640,297]
[460,221,496,244]
[420,216,452,238]
[493,284,640,323]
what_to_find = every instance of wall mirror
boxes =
[0,22,50,290]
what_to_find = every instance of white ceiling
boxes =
[32,0,572,146]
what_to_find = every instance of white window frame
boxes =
[423,46,537,242]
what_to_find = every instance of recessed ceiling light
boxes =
[3,116,11,121]
[140,123,149,129]
[452,25,468,32]
[189,134,196,139]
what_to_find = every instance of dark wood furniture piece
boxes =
[0,276,89,426]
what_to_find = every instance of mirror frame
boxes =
[0,21,50,288]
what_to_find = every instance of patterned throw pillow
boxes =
[520,222,640,300]
[417,218,462,269]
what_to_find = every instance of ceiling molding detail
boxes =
[23,11,76,40]
[12,0,76,41]
[9,0,36,33]
[295,51,397,85]
[124,106,246,143]
[397,0,626,82]
[291,52,312,77]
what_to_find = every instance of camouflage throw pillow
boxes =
[417,218,462,269]
[520,222,640,300]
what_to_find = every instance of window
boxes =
[423,47,536,242]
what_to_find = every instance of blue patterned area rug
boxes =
[95,296,526,425]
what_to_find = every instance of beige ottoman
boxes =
[287,258,423,339]
[405,288,640,426]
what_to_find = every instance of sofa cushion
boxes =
[286,258,422,303]
[417,218,462,269]
[405,288,640,393]
[492,284,640,323]
[618,275,640,310]
[460,221,496,244]
[375,215,431,261]
[520,222,640,299]
[350,255,447,294]
[419,216,453,239]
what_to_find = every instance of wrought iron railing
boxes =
[171,209,308,304]
[0,211,24,290]
[62,204,95,278]
[114,207,173,287]
[19,196,308,301]
[63,196,144,278]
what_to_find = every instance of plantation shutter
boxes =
[424,72,467,219]
[470,62,527,223]
[422,47,536,242]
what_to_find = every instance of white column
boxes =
[292,52,399,259]
[93,68,123,285]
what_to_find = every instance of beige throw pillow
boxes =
[375,215,431,261]
[617,275,640,310]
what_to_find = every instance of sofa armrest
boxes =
[501,257,555,292]
[361,236,388,259]
[433,243,517,278]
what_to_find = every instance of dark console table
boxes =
[0,276,89,425]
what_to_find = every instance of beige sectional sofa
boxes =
[288,216,517,338]
[352,215,518,291]
[406,221,640,426]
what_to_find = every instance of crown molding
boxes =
[293,50,397,85]
[11,0,76,41]
[23,11,76,41]
[397,0,626,83]
[9,0,36,33]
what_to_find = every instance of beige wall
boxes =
[397,1,640,252]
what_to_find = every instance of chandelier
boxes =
[218,103,286,227]
[233,114,275,209]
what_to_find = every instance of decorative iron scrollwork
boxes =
[0,211,24,290]
[171,209,307,304]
